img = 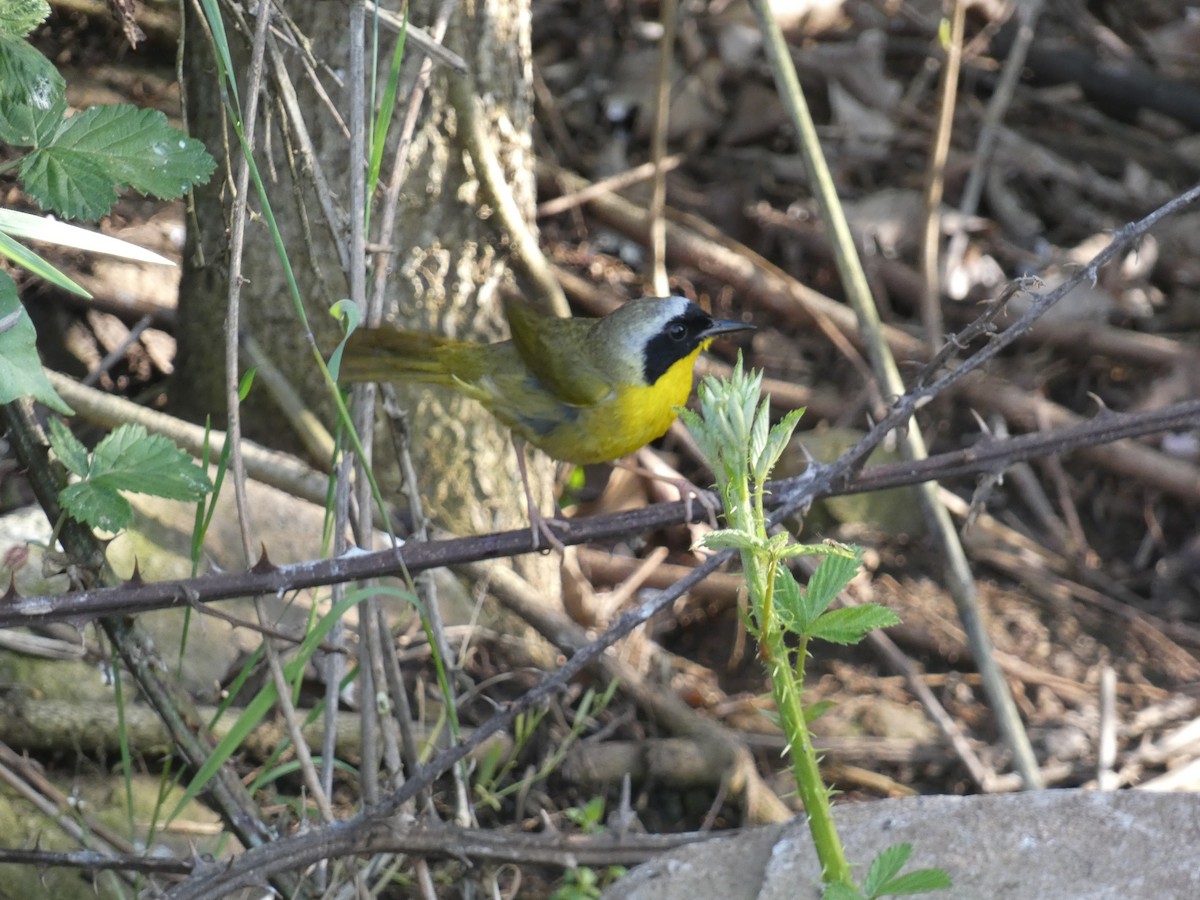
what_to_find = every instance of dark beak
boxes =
[701,317,755,339]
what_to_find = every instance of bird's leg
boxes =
[514,438,566,553]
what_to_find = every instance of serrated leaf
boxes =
[873,868,952,896]
[88,424,212,500]
[773,563,807,632]
[808,604,900,646]
[58,480,133,532]
[803,550,863,619]
[697,528,761,554]
[0,0,50,37]
[679,405,723,478]
[0,33,65,145]
[48,104,215,202]
[777,540,859,561]
[863,844,912,896]
[756,405,805,483]
[21,146,122,220]
[47,417,89,476]
[748,398,770,481]
[0,274,71,412]
[822,883,866,900]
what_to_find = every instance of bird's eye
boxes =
[668,322,688,341]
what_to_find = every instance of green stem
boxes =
[714,417,852,888]
[758,566,852,886]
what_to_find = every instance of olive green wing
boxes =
[504,298,611,406]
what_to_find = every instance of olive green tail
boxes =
[340,328,473,385]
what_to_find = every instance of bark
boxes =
[175,0,556,592]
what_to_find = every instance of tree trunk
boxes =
[175,1,556,593]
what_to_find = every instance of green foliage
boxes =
[0,273,70,412]
[0,32,64,144]
[167,586,414,823]
[807,604,901,646]
[862,844,952,897]
[683,358,948,897]
[0,225,88,295]
[48,421,213,532]
[0,29,215,220]
[20,105,214,219]
[0,25,214,411]
[823,844,953,899]
[474,682,617,812]
[549,863,626,900]
[564,796,607,834]
[550,797,626,899]
[0,0,49,38]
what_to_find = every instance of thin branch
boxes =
[647,0,677,296]
[6,395,1197,627]
[944,0,1045,290]
[0,847,190,877]
[919,0,965,346]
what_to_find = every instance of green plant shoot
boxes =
[680,357,948,897]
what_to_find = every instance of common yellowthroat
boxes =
[341,296,753,543]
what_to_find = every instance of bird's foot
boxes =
[676,482,722,527]
[528,505,567,555]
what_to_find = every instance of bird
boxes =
[340,295,754,547]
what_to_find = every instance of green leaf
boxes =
[330,298,361,331]
[755,405,805,484]
[327,299,362,380]
[804,699,835,724]
[0,33,65,145]
[0,207,174,264]
[872,867,952,896]
[47,417,89,476]
[863,844,912,896]
[0,223,92,296]
[367,7,408,223]
[0,273,71,412]
[803,549,863,620]
[20,147,120,219]
[777,540,860,561]
[823,883,866,900]
[88,424,212,500]
[773,563,806,632]
[19,105,215,219]
[678,405,723,480]
[696,528,762,554]
[53,423,212,531]
[0,0,50,37]
[58,480,133,532]
[237,367,255,402]
[50,105,215,199]
[747,396,770,481]
[808,604,900,646]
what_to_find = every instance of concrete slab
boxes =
[606,790,1200,899]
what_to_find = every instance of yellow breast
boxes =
[532,347,703,464]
